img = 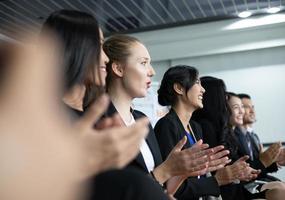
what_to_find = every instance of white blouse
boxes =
[124,114,155,172]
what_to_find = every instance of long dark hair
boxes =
[192,76,229,145]
[192,77,239,159]
[157,65,199,107]
[42,9,101,92]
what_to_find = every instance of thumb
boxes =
[79,94,109,126]
[236,155,249,163]
[173,136,187,152]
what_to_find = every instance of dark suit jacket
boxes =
[104,102,163,173]
[234,127,278,178]
[154,109,220,200]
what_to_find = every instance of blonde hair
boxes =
[103,34,141,89]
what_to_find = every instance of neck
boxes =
[173,101,194,131]
[108,81,133,122]
[242,123,253,129]
[63,84,86,111]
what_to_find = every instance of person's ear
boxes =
[111,62,124,77]
[173,83,184,95]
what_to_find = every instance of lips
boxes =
[146,81,151,88]
[100,66,106,72]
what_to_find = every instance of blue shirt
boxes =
[185,131,195,146]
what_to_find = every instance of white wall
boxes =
[172,46,285,144]
[131,14,285,180]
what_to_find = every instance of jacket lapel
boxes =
[132,111,163,168]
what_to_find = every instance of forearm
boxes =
[167,175,187,195]
[152,162,172,184]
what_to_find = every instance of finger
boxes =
[236,155,249,163]
[187,163,209,177]
[209,156,230,167]
[207,163,226,172]
[95,117,113,130]
[173,136,187,152]
[124,117,149,139]
[80,95,110,126]
[111,114,124,127]
[191,140,209,150]
[251,169,261,174]
[183,144,210,157]
[189,154,209,167]
[210,150,230,160]
[210,145,225,154]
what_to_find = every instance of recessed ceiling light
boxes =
[267,7,281,14]
[238,11,252,18]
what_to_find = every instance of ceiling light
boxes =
[238,11,252,18]
[267,7,281,14]
[224,14,285,30]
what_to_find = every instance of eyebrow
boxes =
[138,57,150,61]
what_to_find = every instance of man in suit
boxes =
[237,93,285,179]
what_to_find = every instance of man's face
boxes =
[242,98,256,124]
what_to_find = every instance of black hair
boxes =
[157,65,198,106]
[238,93,251,99]
[192,76,229,146]
[42,9,101,91]
[226,92,239,101]
[226,92,240,126]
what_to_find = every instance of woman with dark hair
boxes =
[42,9,105,111]
[154,66,258,200]
[41,10,171,200]
[42,10,149,174]
[189,78,259,200]
[192,76,229,149]
[227,92,285,200]
[102,35,230,196]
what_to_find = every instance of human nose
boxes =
[201,85,205,93]
[147,64,155,77]
[101,49,109,64]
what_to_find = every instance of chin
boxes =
[237,121,243,125]
[133,91,147,98]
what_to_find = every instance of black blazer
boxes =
[104,102,163,173]
[234,127,278,178]
[154,109,220,200]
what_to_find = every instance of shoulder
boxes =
[190,120,203,138]
[190,120,202,130]
[155,112,177,129]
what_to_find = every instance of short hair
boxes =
[238,93,251,99]
[227,92,239,100]
[157,65,199,106]
[42,9,101,91]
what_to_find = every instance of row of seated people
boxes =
[1,9,284,200]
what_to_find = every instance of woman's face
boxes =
[185,79,205,110]
[94,29,109,86]
[228,96,245,126]
[121,42,155,98]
